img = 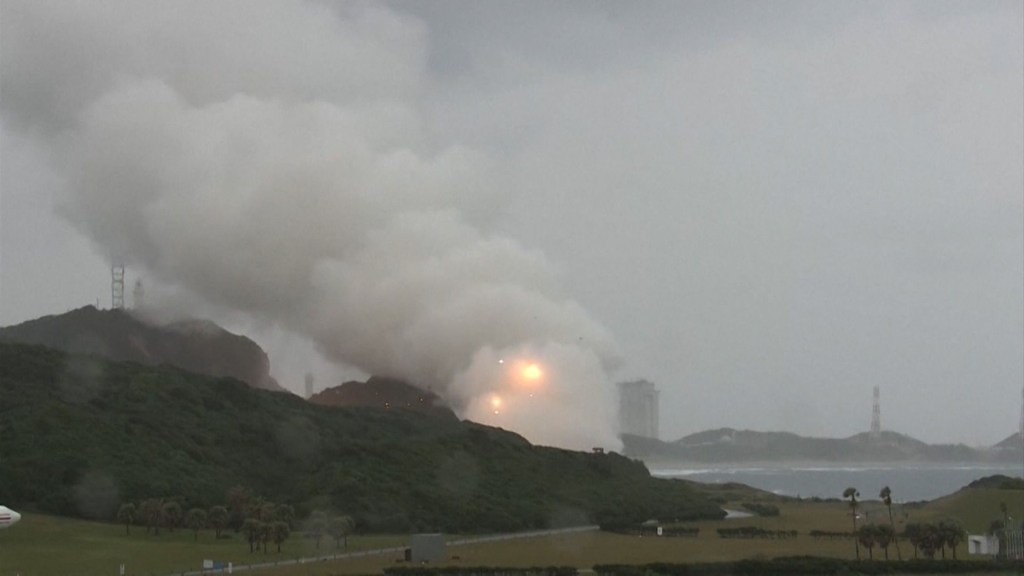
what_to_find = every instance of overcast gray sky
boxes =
[1,0,1021,447]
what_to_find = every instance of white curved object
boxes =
[0,506,22,528]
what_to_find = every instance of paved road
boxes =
[168,525,599,576]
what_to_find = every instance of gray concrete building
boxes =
[618,379,659,439]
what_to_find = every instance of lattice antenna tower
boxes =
[305,373,315,399]
[111,261,125,310]
[870,386,881,438]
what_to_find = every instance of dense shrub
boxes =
[0,342,725,533]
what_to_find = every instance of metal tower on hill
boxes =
[870,386,881,438]
[111,261,125,310]
[305,373,315,399]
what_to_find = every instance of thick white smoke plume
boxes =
[0,1,621,450]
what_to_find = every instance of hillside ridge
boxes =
[623,427,1022,463]
[0,341,724,533]
[0,306,282,391]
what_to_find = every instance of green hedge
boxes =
[384,567,576,576]
[593,557,1024,576]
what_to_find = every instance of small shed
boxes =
[410,533,446,562]
[968,534,998,556]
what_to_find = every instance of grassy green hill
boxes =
[0,342,723,533]
[624,427,1016,463]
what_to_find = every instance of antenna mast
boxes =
[870,386,881,438]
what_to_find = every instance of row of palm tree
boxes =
[241,517,291,553]
[116,499,230,540]
[904,521,966,560]
[844,485,903,560]
[843,486,964,561]
[855,524,896,560]
[304,511,355,550]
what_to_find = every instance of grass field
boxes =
[2,487,1020,576]
[0,514,407,576]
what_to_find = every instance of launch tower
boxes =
[870,386,881,438]
[305,373,315,399]
[111,262,125,310]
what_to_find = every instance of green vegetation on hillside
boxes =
[0,342,723,533]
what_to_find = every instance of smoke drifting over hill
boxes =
[0,1,621,449]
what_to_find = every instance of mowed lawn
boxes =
[0,513,405,576]
[2,490,1018,576]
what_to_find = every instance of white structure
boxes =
[969,531,1024,560]
[618,380,659,439]
[969,534,999,556]
[409,533,445,562]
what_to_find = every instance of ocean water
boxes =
[651,463,1024,502]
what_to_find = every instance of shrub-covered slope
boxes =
[0,342,723,532]
[0,306,282,391]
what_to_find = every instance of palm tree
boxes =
[306,510,327,549]
[274,504,295,528]
[185,508,207,541]
[208,505,229,539]
[259,521,272,553]
[879,486,901,560]
[140,498,163,535]
[225,485,252,531]
[938,520,964,560]
[328,515,354,549]
[843,487,861,560]
[241,518,261,553]
[875,524,895,560]
[919,523,941,559]
[161,501,182,533]
[904,523,919,558]
[117,503,136,535]
[857,525,878,560]
[271,521,290,552]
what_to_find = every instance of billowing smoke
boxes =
[0,1,621,450]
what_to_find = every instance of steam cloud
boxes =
[1,1,622,449]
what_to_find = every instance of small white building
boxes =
[968,534,999,556]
